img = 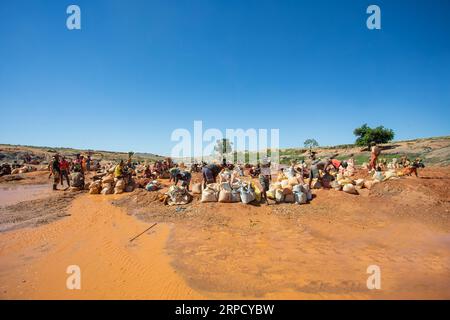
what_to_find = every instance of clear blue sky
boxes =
[1,0,449,156]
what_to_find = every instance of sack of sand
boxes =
[201,184,219,202]
[355,179,365,188]
[89,181,102,194]
[284,193,295,203]
[343,184,358,195]
[114,179,126,194]
[294,192,307,204]
[102,174,114,184]
[191,183,202,194]
[101,187,114,195]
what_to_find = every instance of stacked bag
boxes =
[201,183,220,202]
[267,174,312,205]
[114,179,126,194]
[145,180,161,191]
[89,180,102,194]
[200,181,254,204]
[239,182,256,204]
[165,185,192,206]
[89,173,136,195]
[218,182,242,203]
[101,174,115,195]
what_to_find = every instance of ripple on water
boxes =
[0,184,53,207]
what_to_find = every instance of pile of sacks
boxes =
[377,169,400,182]
[267,177,312,204]
[265,167,313,204]
[329,169,400,195]
[89,173,135,195]
[329,174,368,195]
[200,182,241,203]
[199,181,261,204]
[10,165,36,175]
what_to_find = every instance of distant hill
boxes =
[279,136,450,166]
[0,144,165,164]
[174,136,450,166]
[1,135,449,166]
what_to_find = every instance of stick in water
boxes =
[129,223,158,242]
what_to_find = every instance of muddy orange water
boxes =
[0,195,203,299]
[0,184,52,207]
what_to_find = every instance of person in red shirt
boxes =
[59,156,71,187]
[328,158,348,172]
[331,159,341,170]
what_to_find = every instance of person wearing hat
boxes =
[259,159,272,205]
[50,154,61,190]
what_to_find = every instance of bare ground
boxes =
[0,167,449,299]
[111,167,450,299]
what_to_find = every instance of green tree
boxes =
[353,124,395,148]
[304,138,319,149]
[213,139,233,157]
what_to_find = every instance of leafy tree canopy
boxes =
[304,138,319,149]
[353,124,395,147]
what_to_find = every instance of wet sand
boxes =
[0,167,449,299]
[0,195,203,299]
[0,184,53,207]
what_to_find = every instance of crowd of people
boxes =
[34,145,424,208]
[49,154,92,190]
[2,142,425,202]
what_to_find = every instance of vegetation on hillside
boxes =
[353,124,395,148]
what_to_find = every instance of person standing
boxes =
[59,156,71,188]
[81,155,87,173]
[86,155,91,172]
[259,160,272,205]
[50,155,61,191]
[369,142,381,172]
